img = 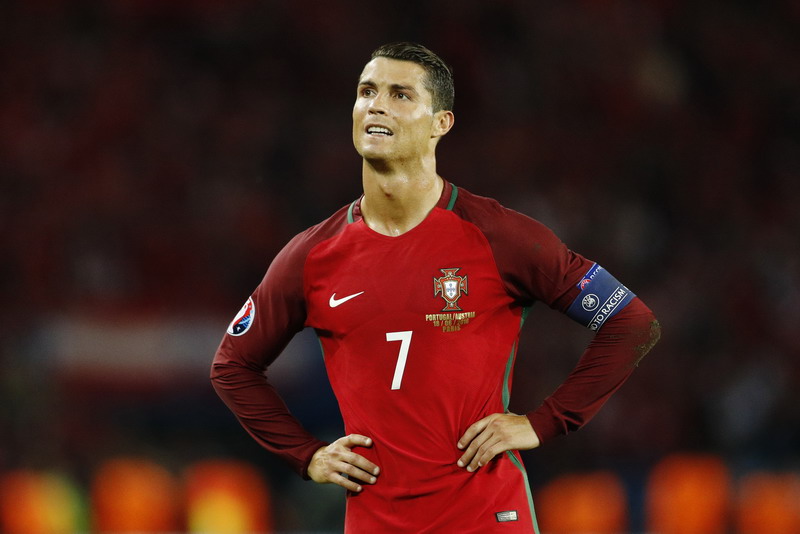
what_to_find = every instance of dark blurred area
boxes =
[1,0,799,532]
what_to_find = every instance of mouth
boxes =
[366,125,393,136]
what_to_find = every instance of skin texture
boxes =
[306,57,540,491]
[307,434,380,492]
[457,413,540,472]
[353,57,453,237]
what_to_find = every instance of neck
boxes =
[360,156,443,236]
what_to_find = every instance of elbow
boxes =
[210,349,267,394]
[210,349,236,389]
[210,360,221,384]
[209,359,240,399]
[601,297,662,367]
[210,349,224,383]
[633,315,661,367]
[210,359,225,394]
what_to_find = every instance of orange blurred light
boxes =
[536,470,628,534]
[646,453,731,534]
[185,459,273,533]
[0,470,84,534]
[735,471,800,534]
[91,457,180,532]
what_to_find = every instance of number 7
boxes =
[386,331,413,390]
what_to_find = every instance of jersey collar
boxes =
[347,180,458,224]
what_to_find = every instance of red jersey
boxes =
[212,181,657,533]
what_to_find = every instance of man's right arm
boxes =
[211,215,380,488]
[210,233,327,479]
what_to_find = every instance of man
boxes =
[211,42,660,533]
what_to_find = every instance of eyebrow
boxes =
[357,79,420,96]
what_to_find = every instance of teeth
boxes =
[367,127,392,135]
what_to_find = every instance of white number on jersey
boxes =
[385,331,413,390]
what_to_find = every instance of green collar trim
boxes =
[446,184,459,211]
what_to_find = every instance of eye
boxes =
[394,92,410,100]
[360,87,375,97]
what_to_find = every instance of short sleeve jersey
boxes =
[218,182,598,533]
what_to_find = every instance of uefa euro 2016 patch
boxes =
[566,263,634,331]
[227,296,255,336]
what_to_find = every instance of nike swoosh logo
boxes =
[329,291,365,308]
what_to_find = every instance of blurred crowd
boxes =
[1,0,799,531]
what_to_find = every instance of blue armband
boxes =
[565,263,635,331]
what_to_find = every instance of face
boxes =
[353,57,451,163]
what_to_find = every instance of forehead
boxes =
[358,57,431,94]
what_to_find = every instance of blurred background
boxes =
[1,0,799,532]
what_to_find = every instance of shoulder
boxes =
[258,204,352,294]
[450,185,558,246]
[448,184,591,308]
[275,204,352,267]
[252,202,352,307]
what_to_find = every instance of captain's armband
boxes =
[565,263,635,331]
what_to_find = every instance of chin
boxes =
[356,144,391,161]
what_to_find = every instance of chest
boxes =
[302,218,512,336]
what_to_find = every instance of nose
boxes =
[367,93,387,115]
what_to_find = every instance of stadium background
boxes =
[1,0,799,532]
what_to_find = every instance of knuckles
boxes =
[488,416,514,439]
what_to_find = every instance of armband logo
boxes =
[579,263,602,290]
[566,264,635,330]
[581,294,599,311]
[227,296,255,336]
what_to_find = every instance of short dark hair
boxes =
[370,42,454,112]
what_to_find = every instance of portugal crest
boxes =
[433,268,468,312]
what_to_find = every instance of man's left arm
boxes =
[457,297,660,471]
[453,201,660,470]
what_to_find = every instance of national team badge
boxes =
[227,296,255,336]
[427,268,476,333]
[433,268,468,312]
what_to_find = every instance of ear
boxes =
[431,110,455,139]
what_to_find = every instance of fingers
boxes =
[340,434,381,478]
[456,418,489,472]
[307,434,381,492]
[341,433,374,448]
[328,462,375,493]
[457,418,488,452]
[328,472,364,493]
[456,413,539,472]
[457,422,502,472]
[334,450,379,486]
